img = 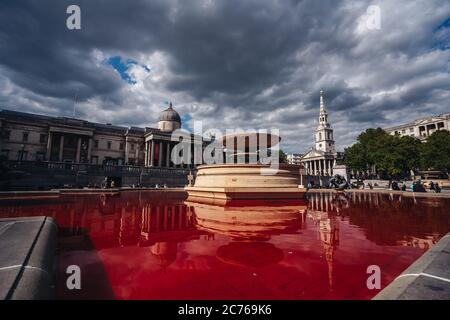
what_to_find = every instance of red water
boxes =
[0,191,448,300]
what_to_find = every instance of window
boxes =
[0,149,9,160]
[130,143,135,151]
[409,128,414,132]
[91,156,98,165]
[402,129,406,134]
[319,133,322,140]
[107,141,112,150]
[22,132,29,142]
[36,152,45,161]
[40,134,47,143]
[94,140,99,148]
[119,143,124,150]
[18,150,28,161]
[2,130,11,140]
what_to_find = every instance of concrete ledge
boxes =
[185,186,306,200]
[0,216,57,300]
[374,233,450,300]
[0,190,61,200]
[307,188,450,198]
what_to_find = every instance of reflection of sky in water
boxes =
[0,191,448,300]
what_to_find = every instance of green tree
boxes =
[420,130,450,174]
[279,149,288,164]
[344,128,421,179]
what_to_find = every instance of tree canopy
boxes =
[420,130,450,173]
[343,128,449,179]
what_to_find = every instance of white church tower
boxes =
[315,90,335,154]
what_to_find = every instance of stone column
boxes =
[124,140,129,165]
[76,137,82,163]
[58,135,64,162]
[87,138,92,163]
[324,159,328,175]
[163,205,168,230]
[166,142,170,167]
[150,140,155,167]
[144,141,148,166]
[158,141,163,167]
[45,132,52,161]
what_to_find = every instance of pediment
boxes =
[415,117,445,126]
[301,149,324,159]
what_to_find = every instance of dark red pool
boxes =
[0,191,448,300]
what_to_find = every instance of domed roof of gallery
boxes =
[158,102,181,123]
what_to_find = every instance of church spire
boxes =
[318,90,329,127]
[315,89,335,154]
[320,89,325,113]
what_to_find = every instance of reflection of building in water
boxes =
[307,192,340,290]
[150,242,178,269]
[308,191,447,251]
[0,193,209,269]
[140,203,195,237]
[397,235,439,250]
[139,202,206,269]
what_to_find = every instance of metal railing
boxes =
[1,160,193,177]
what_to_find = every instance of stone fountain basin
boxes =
[186,163,306,200]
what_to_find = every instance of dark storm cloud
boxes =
[0,0,449,151]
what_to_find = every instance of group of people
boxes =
[428,181,442,193]
[390,180,441,193]
[308,175,445,193]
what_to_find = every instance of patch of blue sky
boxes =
[432,16,450,51]
[181,113,193,132]
[106,56,150,84]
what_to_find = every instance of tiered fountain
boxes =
[185,132,306,202]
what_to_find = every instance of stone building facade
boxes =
[286,153,303,165]
[0,103,203,189]
[384,112,450,141]
[0,103,198,169]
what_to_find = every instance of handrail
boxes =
[1,160,194,176]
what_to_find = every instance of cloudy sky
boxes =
[0,0,449,153]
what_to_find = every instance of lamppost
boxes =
[19,144,25,164]
[299,164,305,188]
